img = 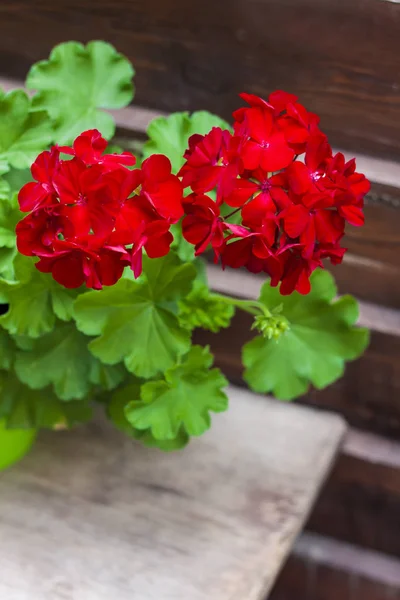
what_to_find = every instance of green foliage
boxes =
[111,345,228,448]
[14,323,96,400]
[108,382,189,451]
[2,168,32,196]
[243,270,370,400]
[143,111,231,174]
[0,41,370,453]
[0,328,15,370]
[27,41,135,144]
[178,282,235,333]
[0,88,53,171]
[0,371,92,429]
[73,252,196,378]
[0,177,10,200]
[0,255,79,338]
[0,193,20,279]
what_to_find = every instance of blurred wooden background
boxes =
[1,1,400,598]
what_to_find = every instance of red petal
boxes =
[338,204,365,226]
[222,238,253,268]
[246,107,273,143]
[142,154,172,181]
[241,140,262,170]
[223,179,257,208]
[260,131,294,172]
[286,161,312,196]
[44,254,86,289]
[18,182,51,212]
[95,250,125,287]
[283,204,310,238]
[145,176,183,221]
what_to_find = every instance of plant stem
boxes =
[224,206,242,220]
[213,293,271,317]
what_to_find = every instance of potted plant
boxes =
[0,41,369,469]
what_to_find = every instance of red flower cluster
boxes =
[16,92,369,295]
[16,130,183,289]
[179,92,370,294]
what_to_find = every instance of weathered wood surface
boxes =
[1,0,400,159]
[0,387,345,600]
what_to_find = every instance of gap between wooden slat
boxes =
[294,532,400,589]
[1,75,400,189]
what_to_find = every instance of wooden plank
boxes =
[0,386,345,600]
[1,0,400,159]
[270,533,400,600]
[306,430,400,558]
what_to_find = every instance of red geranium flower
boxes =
[16,130,182,288]
[179,127,239,202]
[35,238,129,290]
[141,154,184,222]
[233,93,295,172]
[18,147,60,212]
[182,193,226,257]
[60,129,136,170]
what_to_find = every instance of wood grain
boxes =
[0,386,345,600]
[0,0,400,158]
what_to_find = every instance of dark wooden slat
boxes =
[328,255,400,309]
[307,431,400,559]
[1,0,400,159]
[270,533,400,600]
[347,203,400,267]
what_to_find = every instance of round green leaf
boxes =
[27,41,135,144]
[243,270,370,400]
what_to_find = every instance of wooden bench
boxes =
[0,386,345,599]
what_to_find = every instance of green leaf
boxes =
[0,328,15,369]
[14,323,97,400]
[3,168,31,195]
[0,177,10,200]
[0,193,20,279]
[143,111,231,174]
[0,255,79,337]
[0,195,19,250]
[179,282,235,333]
[0,371,92,429]
[108,383,189,451]
[170,222,196,262]
[73,252,196,378]
[27,41,135,144]
[0,88,53,170]
[89,361,127,392]
[125,345,228,441]
[243,270,370,400]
